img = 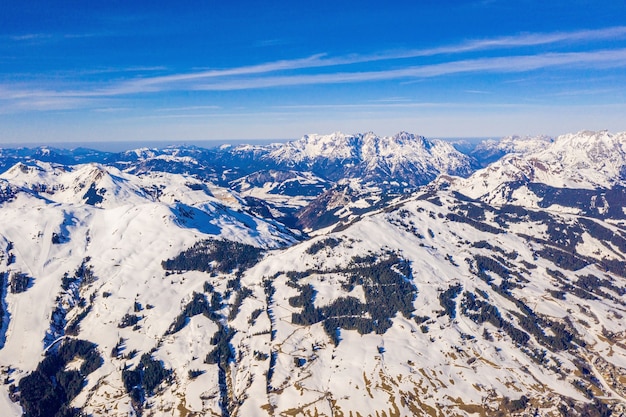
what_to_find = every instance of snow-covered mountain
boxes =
[0,160,299,246]
[266,131,475,187]
[470,134,554,166]
[446,130,626,213]
[1,130,476,193]
[0,131,480,230]
[1,130,626,416]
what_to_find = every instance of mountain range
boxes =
[0,130,625,416]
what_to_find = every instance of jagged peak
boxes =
[390,131,426,143]
[6,161,40,175]
[473,134,554,155]
[2,160,69,180]
[552,129,622,149]
[542,130,626,163]
[285,131,446,158]
[454,130,626,199]
[123,147,159,160]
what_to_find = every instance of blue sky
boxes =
[1,0,626,145]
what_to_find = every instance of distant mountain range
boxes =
[1,130,625,416]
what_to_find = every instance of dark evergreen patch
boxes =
[111,337,125,358]
[118,313,141,329]
[598,258,626,278]
[204,322,236,417]
[0,272,7,346]
[548,289,567,300]
[472,240,518,260]
[437,284,462,319]
[305,237,341,255]
[535,247,589,271]
[18,339,103,417]
[473,255,511,284]
[512,310,575,352]
[162,238,264,274]
[65,306,92,336]
[249,308,264,325]
[205,324,235,366]
[45,259,97,348]
[162,284,237,416]
[9,272,32,294]
[450,201,487,220]
[446,212,503,234]
[387,212,424,238]
[461,292,504,328]
[0,183,17,203]
[188,369,204,379]
[578,218,626,254]
[528,183,626,220]
[460,291,530,346]
[228,287,254,320]
[557,274,626,304]
[288,254,417,345]
[122,353,172,414]
[164,291,222,336]
[263,279,276,343]
[61,258,96,292]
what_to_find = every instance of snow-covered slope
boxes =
[225,191,626,416]
[230,170,330,208]
[1,162,152,208]
[1,131,626,416]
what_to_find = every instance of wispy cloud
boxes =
[2,27,626,112]
[112,27,626,93]
[187,48,626,91]
[464,90,492,95]
[414,26,626,55]
[117,55,328,89]
[548,87,616,97]
[9,33,53,42]
[154,105,221,112]
[45,47,626,97]
[273,103,450,109]
[3,31,117,45]
[77,66,168,75]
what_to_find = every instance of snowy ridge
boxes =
[540,130,626,187]
[470,134,554,166]
[1,162,149,208]
[269,131,362,162]
[266,131,475,185]
[451,130,626,203]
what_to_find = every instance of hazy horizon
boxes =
[0,134,502,153]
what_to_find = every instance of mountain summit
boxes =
[266,131,475,186]
[447,130,626,209]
